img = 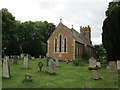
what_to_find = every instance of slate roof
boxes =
[60,22,94,48]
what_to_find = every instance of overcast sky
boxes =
[1,0,112,45]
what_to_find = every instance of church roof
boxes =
[59,22,94,48]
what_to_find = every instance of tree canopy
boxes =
[1,8,55,57]
[102,1,120,61]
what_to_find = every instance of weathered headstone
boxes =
[92,70,100,80]
[2,57,10,78]
[13,55,18,64]
[96,62,101,69]
[55,59,60,67]
[23,55,29,69]
[20,53,24,59]
[89,57,97,70]
[66,60,69,64]
[48,59,56,74]
[117,60,120,71]
[109,61,117,72]
[31,57,35,61]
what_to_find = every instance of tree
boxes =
[102,1,120,61]
[94,44,106,59]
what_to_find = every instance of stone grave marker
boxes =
[23,55,29,69]
[55,59,60,67]
[48,59,56,74]
[38,62,43,71]
[92,70,101,80]
[89,57,97,70]
[109,61,117,72]
[2,57,10,78]
[39,55,42,59]
[25,73,32,81]
[96,62,101,69]
[117,60,120,71]
[20,53,24,59]
[13,55,18,64]
[31,57,35,61]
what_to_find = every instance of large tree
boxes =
[102,1,120,61]
[2,8,55,57]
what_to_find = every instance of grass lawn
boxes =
[2,58,118,88]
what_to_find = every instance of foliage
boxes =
[102,1,120,61]
[2,58,118,88]
[1,8,55,57]
[82,47,89,60]
[94,44,106,59]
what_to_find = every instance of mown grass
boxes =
[2,58,118,88]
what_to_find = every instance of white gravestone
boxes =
[96,62,101,69]
[55,59,60,67]
[48,59,56,74]
[89,57,97,69]
[31,57,35,60]
[117,60,120,70]
[2,57,10,78]
[23,56,29,69]
[20,54,24,59]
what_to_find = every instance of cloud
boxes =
[0,0,112,45]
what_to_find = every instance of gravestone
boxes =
[117,60,120,71]
[39,55,42,59]
[89,57,97,70]
[55,59,60,67]
[2,57,10,78]
[13,55,18,64]
[46,57,51,66]
[25,73,32,81]
[20,53,24,59]
[10,55,13,61]
[96,62,101,69]
[92,70,100,80]
[23,55,29,69]
[31,57,35,61]
[48,59,56,74]
[109,61,117,72]
[38,62,43,71]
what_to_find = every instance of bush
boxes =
[72,60,85,66]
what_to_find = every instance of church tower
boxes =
[80,25,92,44]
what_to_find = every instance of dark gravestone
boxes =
[38,62,43,71]
[46,57,51,66]
[13,55,18,64]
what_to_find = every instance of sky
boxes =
[0,0,112,45]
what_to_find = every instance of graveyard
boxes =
[2,58,118,88]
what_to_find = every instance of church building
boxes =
[46,19,95,60]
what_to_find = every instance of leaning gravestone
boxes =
[48,59,56,74]
[55,59,60,67]
[23,55,29,69]
[89,57,97,70]
[2,57,10,78]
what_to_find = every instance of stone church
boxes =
[46,19,95,60]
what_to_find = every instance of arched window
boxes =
[59,35,62,52]
[64,38,67,52]
[54,39,57,52]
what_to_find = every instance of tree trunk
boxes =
[109,61,117,72]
